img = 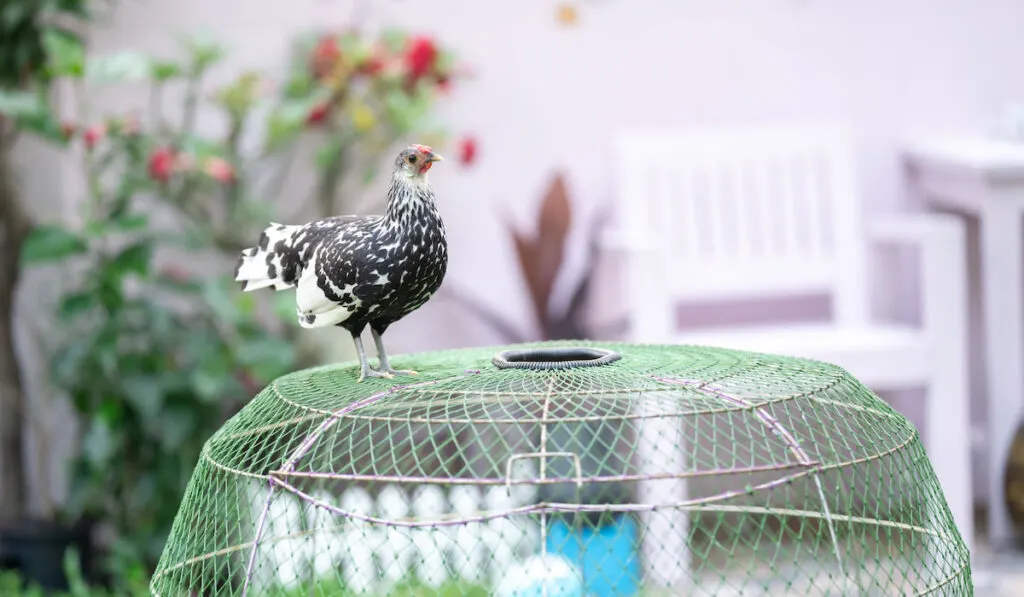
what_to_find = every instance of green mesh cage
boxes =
[151,341,971,596]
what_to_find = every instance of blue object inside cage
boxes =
[545,513,641,597]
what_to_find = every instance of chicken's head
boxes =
[395,144,444,178]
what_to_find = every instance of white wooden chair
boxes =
[607,123,974,559]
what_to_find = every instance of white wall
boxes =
[18,0,1024,509]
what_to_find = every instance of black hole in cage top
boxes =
[491,346,621,370]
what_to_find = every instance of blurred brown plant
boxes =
[442,173,613,343]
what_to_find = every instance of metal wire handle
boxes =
[491,346,622,370]
[505,452,584,490]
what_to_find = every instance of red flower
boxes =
[204,157,235,183]
[310,36,341,79]
[306,102,330,126]
[404,36,438,80]
[148,147,176,183]
[457,136,478,166]
[83,125,105,149]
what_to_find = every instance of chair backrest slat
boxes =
[615,123,868,322]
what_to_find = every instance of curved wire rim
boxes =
[491,346,622,370]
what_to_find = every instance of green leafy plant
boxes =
[7,25,472,582]
[266,29,472,216]
[17,37,298,576]
[262,576,490,597]
[0,0,93,528]
[0,549,149,596]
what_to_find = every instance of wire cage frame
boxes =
[151,341,971,597]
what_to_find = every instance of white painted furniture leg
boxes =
[635,397,690,589]
[869,213,974,553]
[917,216,974,555]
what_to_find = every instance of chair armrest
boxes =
[867,212,965,248]
[866,212,967,345]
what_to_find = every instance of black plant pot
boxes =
[1005,421,1024,545]
[0,518,94,591]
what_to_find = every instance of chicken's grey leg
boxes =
[371,328,417,377]
[353,333,392,382]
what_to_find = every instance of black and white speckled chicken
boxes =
[234,144,447,382]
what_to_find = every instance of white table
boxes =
[904,138,1024,549]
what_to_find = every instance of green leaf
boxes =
[52,340,90,389]
[191,367,227,403]
[110,212,149,231]
[1,2,30,28]
[61,547,91,597]
[236,337,295,381]
[175,133,223,158]
[109,241,152,277]
[379,29,409,53]
[155,272,201,294]
[282,73,315,98]
[337,31,364,56]
[58,291,95,321]
[232,287,256,316]
[154,406,196,449]
[20,110,67,143]
[434,49,456,75]
[52,0,91,19]
[21,224,87,264]
[96,396,124,425]
[315,137,344,171]
[94,331,120,376]
[120,374,164,423]
[214,71,262,118]
[265,98,316,149]
[86,51,152,82]
[142,302,178,339]
[273,291,297,325]
[0,89,45,118]
[384,89,416,133]
[201,278,237,324]
[96,277,125,313]
[81,416,115,467]
[150,60,182,81]
[0,89,66,143]
[43,29,85,77]
[182,35,226,74]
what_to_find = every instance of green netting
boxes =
[151,341,971,596]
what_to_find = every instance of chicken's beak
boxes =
[428,152,444,163]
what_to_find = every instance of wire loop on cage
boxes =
[491,346,621,370]
[505,451,584,490]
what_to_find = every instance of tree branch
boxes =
[0,119,35,523]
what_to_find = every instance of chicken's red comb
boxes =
[411,144,433,154]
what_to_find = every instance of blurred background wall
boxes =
[12,0,1023,534]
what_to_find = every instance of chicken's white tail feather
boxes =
[235,222,300,292]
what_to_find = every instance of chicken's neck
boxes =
[384,173,439,229]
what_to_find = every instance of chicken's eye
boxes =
[408,155,418,164]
